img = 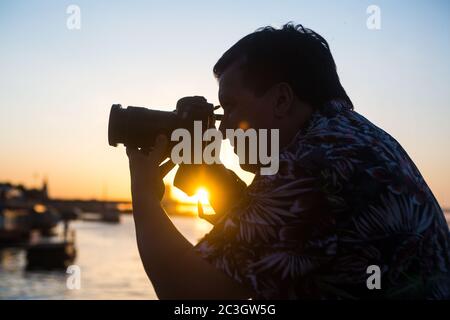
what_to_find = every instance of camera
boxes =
[108,96,222,148]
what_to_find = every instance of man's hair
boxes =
[213,22,353,110]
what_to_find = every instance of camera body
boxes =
[108,96,221,148]
[108,96,246,214]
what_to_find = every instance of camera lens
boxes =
[108,104,180,148]
[108,104,127,147]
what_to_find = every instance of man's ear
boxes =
[272,82,294,118]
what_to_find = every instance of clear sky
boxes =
[1,0,449,206]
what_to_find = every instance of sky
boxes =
[0,0,449,206]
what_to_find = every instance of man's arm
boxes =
[127,136,254,299]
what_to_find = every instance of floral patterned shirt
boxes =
[194,99,450,299]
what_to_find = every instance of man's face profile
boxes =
[218,60,278,173]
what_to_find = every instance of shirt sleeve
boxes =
[194,159,339,299]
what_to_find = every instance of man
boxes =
[126,23,450,299]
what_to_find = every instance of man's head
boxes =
[215,23,352,172]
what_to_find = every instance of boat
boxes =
[25,230,77,270]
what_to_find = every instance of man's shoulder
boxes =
[284,102,405,167]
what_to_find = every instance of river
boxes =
[0,214,212,299]
[1,212,449,299]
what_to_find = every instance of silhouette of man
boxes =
[126,23,450,299]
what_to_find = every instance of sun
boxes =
[168,184,211,206]
[195,188,209,205]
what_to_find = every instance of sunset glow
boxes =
[169,186,210,205]
[195,188,209,205]
[0,1,449,207]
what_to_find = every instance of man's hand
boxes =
[174,163,247,222]
[125,130,254,299]
[126,134,170,202]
